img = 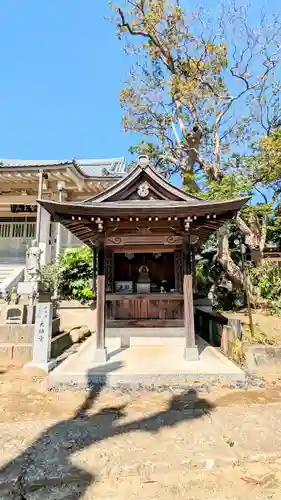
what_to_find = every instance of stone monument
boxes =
[22,241,57,371]
[25,301,57,372]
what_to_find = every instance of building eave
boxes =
[0,160,126,180]
[38,196,250,219]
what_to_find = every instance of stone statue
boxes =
[137,265,151,293]
[26,240,42,282]
[138,264,151,283]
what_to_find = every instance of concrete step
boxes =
[0,269,21,283]
[0,264,25,287]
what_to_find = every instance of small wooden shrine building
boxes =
[39,155,249,361]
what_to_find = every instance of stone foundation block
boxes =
[184,346,199,361]
[0,324,34,343]
[93,348,108,363]
[246,345,281,372]
[0,344,13,362]
[12,344,33,364]
[13,325,34,344]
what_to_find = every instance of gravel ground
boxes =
[1,367,281,499]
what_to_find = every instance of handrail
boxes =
[195,307,241,346]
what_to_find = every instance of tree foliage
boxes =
[41,247,95,305]
[249,262,281,302]
[112,0,281,183]
[110,0,281,302]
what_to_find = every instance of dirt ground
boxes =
[17,463,281,500]
[226,310,281,344]
[1,365,281,422]
[2,367,281,499]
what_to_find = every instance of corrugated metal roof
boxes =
[0,157,127,177]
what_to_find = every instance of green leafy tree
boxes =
[249,262,281,301]
[110,0,281,296]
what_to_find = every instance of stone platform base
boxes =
[47,330,245,390]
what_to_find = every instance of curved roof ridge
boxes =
[84,156,202,203]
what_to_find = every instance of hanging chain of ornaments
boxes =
[125,253,134,260]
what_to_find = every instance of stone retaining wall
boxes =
[0,301,95,365]
[58,301,96,332]
[246,345,281,372]
[0,319,60,365]
[51,326,91,358]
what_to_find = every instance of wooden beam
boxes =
[110,245,178,253]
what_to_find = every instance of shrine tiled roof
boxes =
[0,157,127,178]
[38,156,250,245]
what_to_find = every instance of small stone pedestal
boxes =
[183,274,199,362]
[184,346,199,361]
[94,275,108,363]
[93,347,108,363]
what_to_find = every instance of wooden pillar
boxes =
[94,241,107,363]
[183,274,199,361]
[97,243,105,275]
[174,250,184,292]
[105,249,114,293]
[92,247,96,294]
[191,246,197,293]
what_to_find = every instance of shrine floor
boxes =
[47,329,245,389]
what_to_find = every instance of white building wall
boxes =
[0,221,36,262]
[60,225,83,250]
[0,220,83,265]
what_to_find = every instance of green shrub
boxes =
[41,246,95,305]
[40,262,63,292]
[249,262,281,301]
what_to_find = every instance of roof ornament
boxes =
[137,181,150,198]
[138,155,149,169]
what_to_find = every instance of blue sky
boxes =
[0,0,137,161]
[0,0,280,170]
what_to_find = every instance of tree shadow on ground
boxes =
[0,362,215,499]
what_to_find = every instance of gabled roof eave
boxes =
[83,161,202,203]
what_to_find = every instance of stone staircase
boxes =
[0,261,25,296]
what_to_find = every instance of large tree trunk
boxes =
[216,225,244,288]
[216,225,257,305]
[236,213,267,265]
